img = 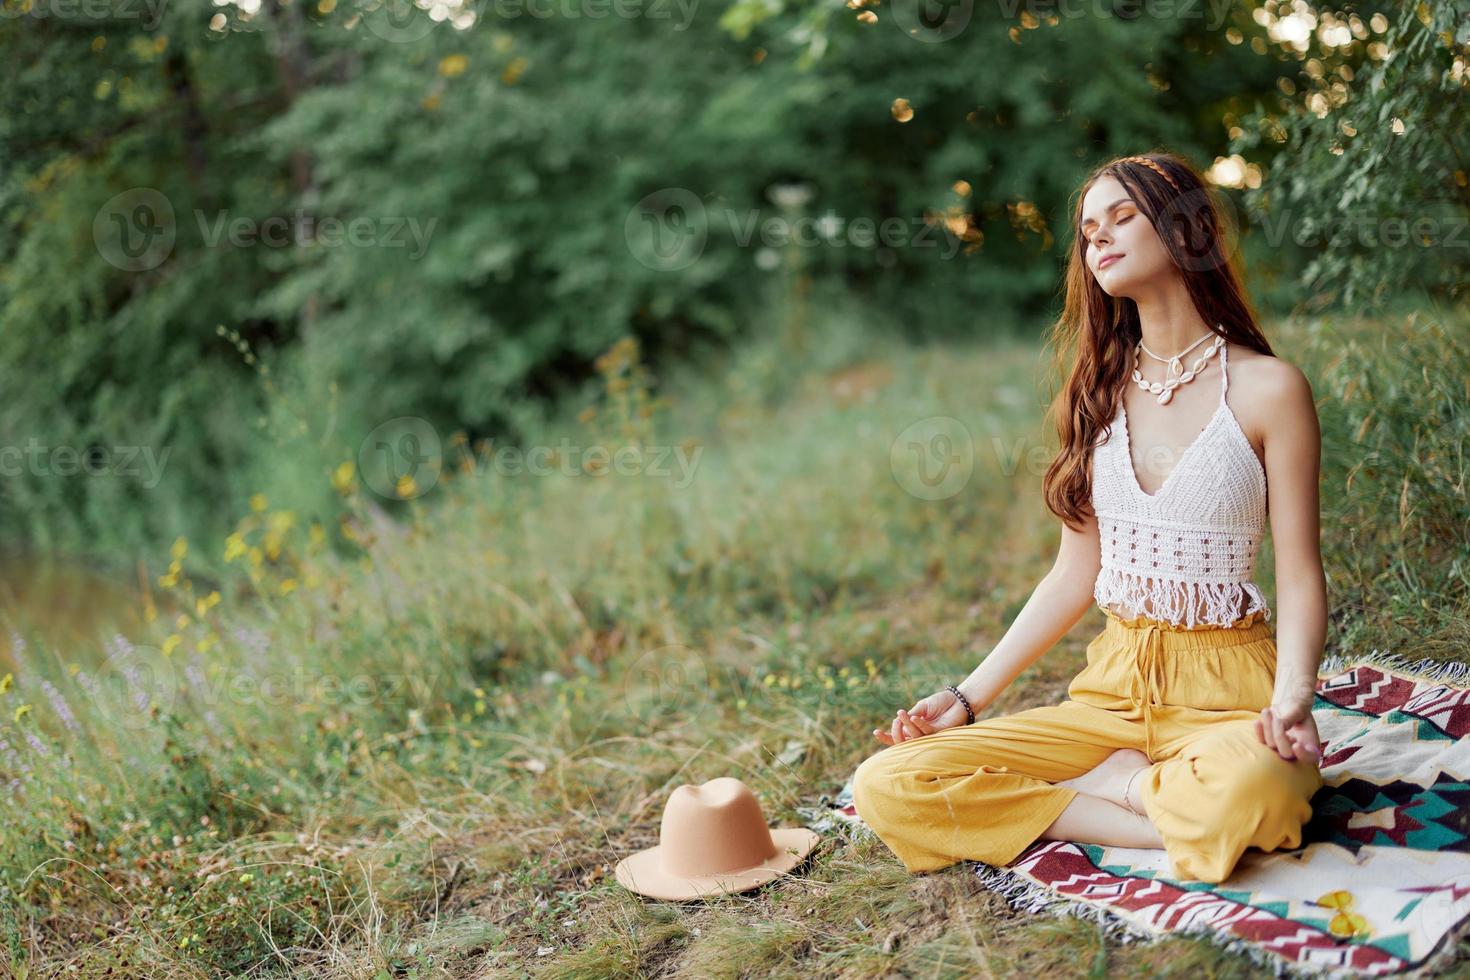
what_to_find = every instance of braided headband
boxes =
[1116,155,1180,191]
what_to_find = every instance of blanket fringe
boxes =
[970,858,1375,979]
[1317,647,1470,687]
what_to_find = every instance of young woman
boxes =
[852,151,1326,885]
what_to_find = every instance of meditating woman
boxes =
[852,151,1326,884]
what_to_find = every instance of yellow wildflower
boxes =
[331,461,356,495]
[13,704,31,723]
[250,493,268,513]
[171,537,188,560]
[0,673,11,694]
[279,578,298,596]
[162,635,181,657]
[223,532,248,563]
[175,613,190,630]
[395,474,417,498]
[205,591,221,609]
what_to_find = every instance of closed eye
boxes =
[1085,213,1134,245]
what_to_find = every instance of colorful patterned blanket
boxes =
[802,652,1470,978]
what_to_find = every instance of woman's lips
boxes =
[1099,253,1124,269]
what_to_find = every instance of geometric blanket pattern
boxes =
[800,651,1470,978]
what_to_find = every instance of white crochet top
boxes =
[1090,343,1271,628]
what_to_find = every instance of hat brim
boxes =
[614,827,820,901]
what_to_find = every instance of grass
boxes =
[0,297,1466,977]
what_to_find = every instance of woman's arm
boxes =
[1258,360,1328,758]
[955,511,1102,710]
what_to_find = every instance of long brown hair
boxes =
[1040,150,1275,531]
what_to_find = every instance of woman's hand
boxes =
[1255,693,1322,764]
[872,688,977,746]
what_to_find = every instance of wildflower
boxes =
[308,523,326,550]
[39,680,78,733]
[250,493,269,512]
[171,537,188,561]
[0,674,11,694]
[331,461,356,495]
[395,474,417,498]
[223,532,248,563]
[13,704,32,723]
[161,635,181,657]
[268,510,295,535]
[175,613,190,630]
[279,578,298,596]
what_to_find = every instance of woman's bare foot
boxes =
[1055,748,1151,810]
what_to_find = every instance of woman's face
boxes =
[1078,174,1174,298]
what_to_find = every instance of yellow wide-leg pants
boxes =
[852,608,1324,884]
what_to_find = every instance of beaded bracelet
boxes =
[945,684,975,725]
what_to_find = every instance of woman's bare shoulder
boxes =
[1225,344,1317,447]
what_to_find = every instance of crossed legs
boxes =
[852,697,1319,882]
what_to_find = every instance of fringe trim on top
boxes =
[1093,566,1271,630]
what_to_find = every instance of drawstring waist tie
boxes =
[1103,609,1273,759]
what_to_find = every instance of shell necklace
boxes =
[1132,331,1224,405]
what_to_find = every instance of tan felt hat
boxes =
[615,777,821,900]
